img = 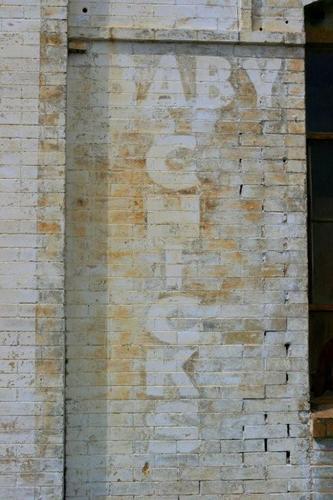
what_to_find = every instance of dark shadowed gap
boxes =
[305,0,333,404]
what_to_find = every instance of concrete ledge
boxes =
[68,27,305,46]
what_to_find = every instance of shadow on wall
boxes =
[65,41,110,497]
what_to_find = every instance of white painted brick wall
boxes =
[3,0,329,497]
[252,0,304,33]
[65,36,310,497]
[69,0,239,31]
[0,1,67,498]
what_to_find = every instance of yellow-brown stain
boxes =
[223,331,263,345]
[142,462,150,476]
[231,67,257,109]
[40,112,60,126]
[40,32,63,46]
[136,81,152,102]
[40,140,61,152]
[40,85,65,101]
[169,108,192,134]
[37,221,61,234]
[36,304,57,317]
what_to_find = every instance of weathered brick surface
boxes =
[69,0,239,31]
[3,0,330,497]
[65,33,311,497]
[68,0,307,34]
[252,0,304,33]
[0,1,67,498]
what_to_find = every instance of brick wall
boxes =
[65,0,311,496]
[2,0,325,498]
[252,0,304,33]
[0,1,67,498]
[68,0,306,34]
[69,0,239,31]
